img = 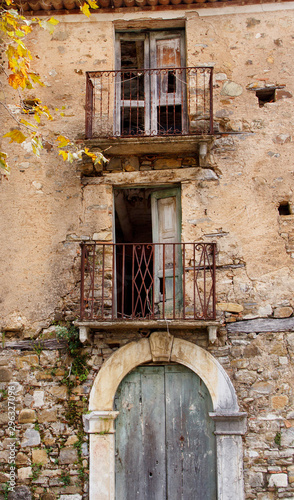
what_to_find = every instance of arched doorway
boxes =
[114,364,216,499]
[84,332,247,500]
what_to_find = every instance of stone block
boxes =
[0,473,9,483]
[273,134,291,144]
[251,382,274,394]
[16,453,31,466]
[271,395,288,409]
[41,494,56,500]
[234,370,257,384]
[92,231,112,241]
[48,386,68,399]
[221,81,243,97]
[248,471,264,487]
[38,409,57,423]
[281,428,294,447]
[106,158,122,171]
[257,304,272,317]
[154,158,181,170]
[123,157,139,172]
[16,356,39,369]
[217,302,243,313]
[0,368,12,382]
[243,343,262,357]
[274,306,293,318]
[40,351,59,366]
[21,429,40,447]
[65,435,79,446]
[43,431,55,446]
[36,372,53,381]
[18,467,32,481]
[0,413,8,425]
[59,447,78,465]
[269,341,287,356]
[19,410,36,424]
[288,465,294,483]
[268,473,288,487]
[32,449,48,465]
[33,390,44,408]
[7,486,31,500]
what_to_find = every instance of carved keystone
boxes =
[149,331,174,362]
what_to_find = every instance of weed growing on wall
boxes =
[55,323,89,486]
[56,324,89,386]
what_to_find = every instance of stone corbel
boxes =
[149,331,174,362]
[79,326,90,344]
[199,140,209,167]
[208,325,218,344]
[83,411,119,434]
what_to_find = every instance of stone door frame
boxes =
[84,331,247,500]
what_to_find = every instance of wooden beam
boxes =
[0,338,67,351]
[227,317,294,334]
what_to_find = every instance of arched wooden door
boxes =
[114,364,216,500]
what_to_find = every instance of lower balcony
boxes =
[79,242,216,325]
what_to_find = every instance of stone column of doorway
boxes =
[209,413,247,500]
[83,411,119,500]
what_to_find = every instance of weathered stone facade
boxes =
[1,1,294,499]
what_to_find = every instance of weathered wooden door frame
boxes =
[84,332,247,500]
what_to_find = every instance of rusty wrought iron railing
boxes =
[85,67,213,139]
[80,242,216,321]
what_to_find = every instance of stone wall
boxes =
[0,324,294,499]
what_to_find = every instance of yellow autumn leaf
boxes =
[15,29,25,38]
[84,147,97,161]
[29,72,45,87]
[80,3,90,17]
[34,113,40,123]
[87,0,99,9]
[8,73,26,89]
[20,118,37,128]
[57,135,71,148]
[59,151,69,161]
[3,129,27,144]
[47,18,59,26]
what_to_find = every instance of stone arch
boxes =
[84,332,247,500]
[89,332,238,412]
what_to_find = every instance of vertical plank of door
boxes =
[115,366,166,500]
[115,370,145,499]
[141,366,166,500]
[165,365,217,500]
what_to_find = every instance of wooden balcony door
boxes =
[115,364,217,500]
[150,31,187,135]
[151,187,182,317]
[115,30,185,136]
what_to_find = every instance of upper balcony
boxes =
[85,67,213,140]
